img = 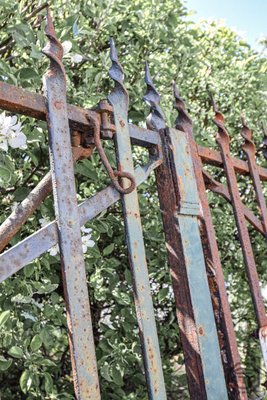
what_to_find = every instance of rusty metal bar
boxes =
[211,97,267,330]
[0,145,93,253]
[108,40,167,400]
[203,171,265,237]
[173,85,247,399]
[241,118,267,234]
[0,157,162,281]
[2,81,267,181]
[143,66,207,398]
[42,11,100,399]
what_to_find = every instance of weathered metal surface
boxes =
[144,66,227,399]
[168,126,228,399]
[0,158,161,282]
[0,145,93,253]
[108,41,167,400]
[204,171,265,237]
[211,97,267,329]
[42,11,100,399]
[90,112,136,194]
[2,80,267,180]
[241,118,267,234]
[173,85,247,399]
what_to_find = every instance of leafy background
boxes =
[0,0,267,398]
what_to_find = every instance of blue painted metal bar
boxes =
[143,64,207,398]
[168,127,228,399]
[41,10,100,399]
[0,159,161,282]
[108,39,167,400]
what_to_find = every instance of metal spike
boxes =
[209,92,229,142]
[42,8,65,78]
[172,81,192,133]
[241,115,255,154]
[143,62,165,131]
[108,38,128,106]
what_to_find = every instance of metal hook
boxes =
[87,112,136,195]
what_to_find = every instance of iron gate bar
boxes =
[173,85,247,398]
[212,98,267,330]
[42,11,100,399]
[108,39,167,400]
[143,66,207,398]
[0,157,162,282]
[203,171,265,237]
[2,81,267,182]
[167,125,228,399]
[241,118,267,234]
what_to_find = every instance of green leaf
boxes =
[103,243,115,256]
[30,335,42,352]
[0,310,10,328]
[20,370,33,394]
[44,372,53,394]
[8,346,23,359]
[0,356,12,371]
[111,365,123,386]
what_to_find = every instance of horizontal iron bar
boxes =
[1,82,267,180]
[0,81,160,148]
[198,146,267,181]
[0,158,162,282]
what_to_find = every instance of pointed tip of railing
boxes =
[45,7,55,35]
[109,37,118,63]
[172,80,192,132]
[143,62,165,130]
[108,38,128,105]
[240,114,254,153]
[42,7,64,77]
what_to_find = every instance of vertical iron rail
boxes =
[212,99,267,330]
[174,85,247,399]
[167,125,228,399]
[241,118,267,234]
[144,66,207,399]
[42,10,100,399]
[108,40,167,400]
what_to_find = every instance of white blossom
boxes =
[0,112,27,151]
[62,40,72,55]
[71,54,83,63]
[39,219,95,256]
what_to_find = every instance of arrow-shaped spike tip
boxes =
[110,38,118,63]
[45,7,55,36]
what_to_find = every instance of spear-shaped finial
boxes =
[209,91,229,143]
[42,8,65,78]
[240,115,255,155]
[143,62,165,131]
[108,38,129,107]
[172,81,192,134]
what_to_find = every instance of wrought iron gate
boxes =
[0,9,267,399]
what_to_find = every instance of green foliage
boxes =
[0,0,267,398]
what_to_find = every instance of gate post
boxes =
[144,65,228,399]
[42,11,100,399]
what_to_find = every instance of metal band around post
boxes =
[42,10,100,399]
[108,39,167,400]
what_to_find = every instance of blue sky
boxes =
[185,0,267,50]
